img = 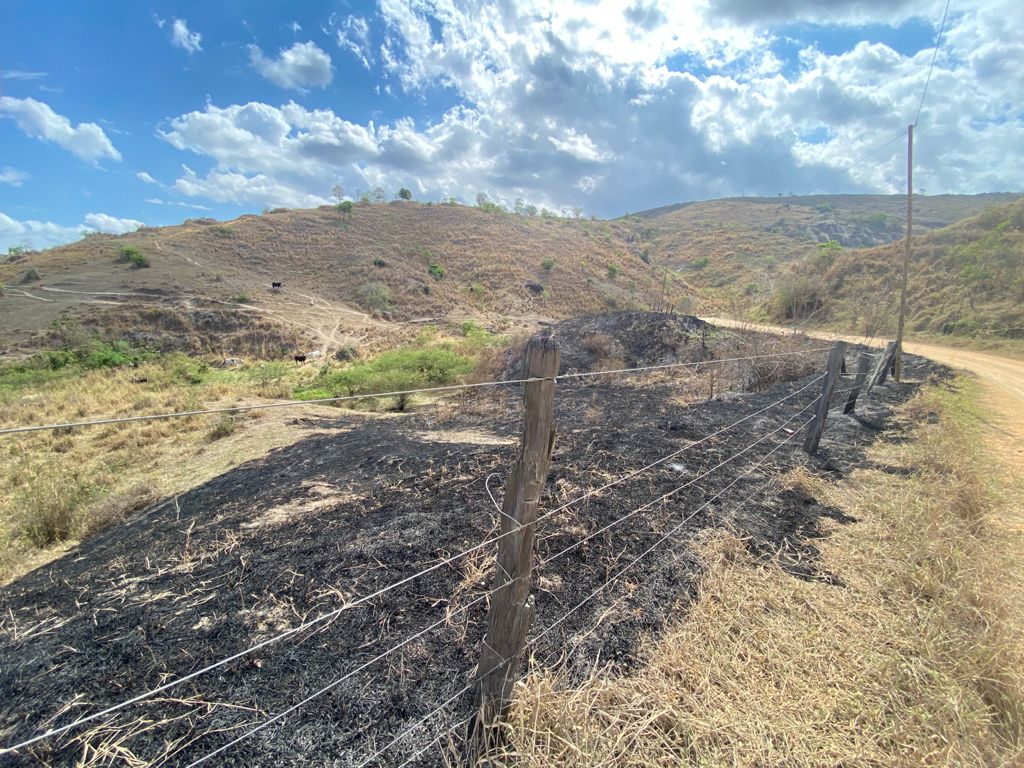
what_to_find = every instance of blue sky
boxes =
[2,0,1022,251]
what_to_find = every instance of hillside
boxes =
[766,198,1024,340]
[624,193,1021,317]
[0,203,683,359]
[1,193,1018,359]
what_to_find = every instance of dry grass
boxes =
[503,378,1024,767]
[0,359,347,584]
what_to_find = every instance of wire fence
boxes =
[0,338,902,766]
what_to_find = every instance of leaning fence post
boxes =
[471,336,559,760]
[803,342,847,455]
[843,352,872,415]
[866,340,897,393]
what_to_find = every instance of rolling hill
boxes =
[1,192,1019,359]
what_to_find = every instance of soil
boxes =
[0,350,946,767]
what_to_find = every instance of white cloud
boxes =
[82,213,145,234]
[144,196,212,210]
[328,14,373,69]
[136,171,160,185]
[149,0,1022,215]
[1,69,47,81]
[0,96,121,163]
[171,18,202,54]
[0,212,82,251]
[0,167,30,187]
[0,211,146,251]
[248,41,333,91]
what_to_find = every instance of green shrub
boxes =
[207,414,237,441]
[606,264,621,279]
[355,281,394,313]
[691,256,709,270]
[294,347,474,411]
[470,282,486,297]
[117,246,149,268]
[372,258,387,268]
[541,259,555,272]
[80,341,151,369]
[428,262,445,280]
[337,200,354,214]
[768,274,826,321]
[15,466,94,547]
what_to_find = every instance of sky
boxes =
[1,0,1022,251]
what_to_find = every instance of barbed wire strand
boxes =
[539,399,818,566]
[0,348,832,437]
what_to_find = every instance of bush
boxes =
[207,414,237,441]
[470,282,486,297]
[607,264,621,279]
[541,259,555,272]
[768,274,826,321]
[337,200,354,214]
[398,188,412,201]
[80,340,151,369]
[428,262,445,280]
[355,281,394,313]
[691,256,709,270]
[117,246,149,268]
[294,347,474,411]
[230,294,251,304]
[15,466,93,547]
[372,258,387,268]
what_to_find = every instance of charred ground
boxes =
[0,348,945,767]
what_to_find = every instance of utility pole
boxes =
[894,124,913,381]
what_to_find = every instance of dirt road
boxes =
[702,317,1024,469]
[704,317,1024,638]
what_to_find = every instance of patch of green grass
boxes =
[0,342,154,393]
[294,346,475,411]
[428,262,445,280]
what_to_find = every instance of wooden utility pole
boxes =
[894,124,913,381]
[471,337,559,760]
[803,342,847,455]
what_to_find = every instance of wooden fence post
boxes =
[471,337,559,760]
[866,341,897,393]
[803,342,847,455]
[843,352,872,415]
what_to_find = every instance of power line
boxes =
[0,348,831,437]
[915,0,953,127]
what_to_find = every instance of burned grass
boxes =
[0,351,939,766]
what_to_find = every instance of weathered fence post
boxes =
[470,336,559,761]
[843,352,872,414]
[866,341,897,393]
[803,342,847,455]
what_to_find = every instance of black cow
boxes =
[271,281,282,291]
[294,354,307,364]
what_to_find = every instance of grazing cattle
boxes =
[271,281,282,291]
[307,350,322,361]
[294,354,307,364]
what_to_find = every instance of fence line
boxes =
[0,358,834,756]
[0,347,832,437]
[3,339,896,765]
[178,393,821,766]
[357,417,814,767]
